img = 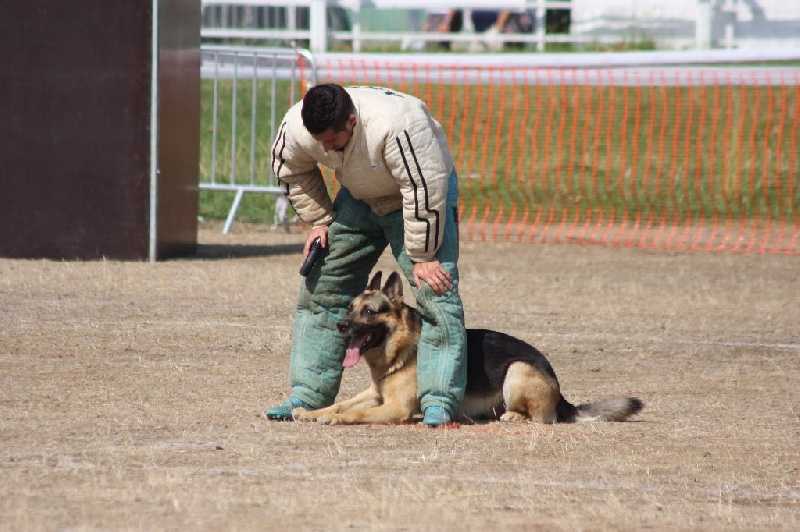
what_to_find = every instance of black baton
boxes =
[299,237,326,276]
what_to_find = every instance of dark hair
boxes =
[301,84,354,135]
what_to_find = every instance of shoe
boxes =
[422,405,452,427]
[265,397,312,421]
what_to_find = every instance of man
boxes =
[265,84,466,427]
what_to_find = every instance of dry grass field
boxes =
[1,222,798,531]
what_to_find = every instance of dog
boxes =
[292,271,643,425]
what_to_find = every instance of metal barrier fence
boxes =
[199,47,800,255]
[200,0,574,54]
[199,45,316,233]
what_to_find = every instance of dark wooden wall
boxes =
[0,1,199,260]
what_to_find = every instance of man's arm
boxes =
[384,116,454,294]
[271,120,334,228]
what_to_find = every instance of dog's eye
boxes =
[363,308,376,317]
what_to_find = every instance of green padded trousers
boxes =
[287,173,467,415]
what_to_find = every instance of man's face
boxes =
[313,114,356,152]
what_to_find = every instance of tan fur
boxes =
[293,273,562,426]
[501,362,560,424]
[294,271,643,426]
[293,278,421,425]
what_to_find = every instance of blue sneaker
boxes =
[422,405,452,427]
[265,397,312,421]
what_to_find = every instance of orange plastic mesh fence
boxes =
[313,59,800,255]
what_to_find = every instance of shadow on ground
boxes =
[191,243,304,260]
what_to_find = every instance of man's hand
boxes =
[304,225,329,257]
[412,260,452,295]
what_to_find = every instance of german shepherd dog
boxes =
[293,271,643,425]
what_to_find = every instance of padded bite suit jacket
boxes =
[271,86,455,262]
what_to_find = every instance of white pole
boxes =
[463,9,474,33]
[149,0,160,262]
[535,0,546,52]
[287,3,296,33]
[310,0,327,53]
[723,0,737,49]
[352,0,362,53]
[696,0,713,49]
[462,8,475,51]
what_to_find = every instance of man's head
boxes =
[301,84,356,152]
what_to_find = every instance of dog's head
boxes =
[338,271,404,368]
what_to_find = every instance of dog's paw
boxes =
[291,407,314,421]
[316,414,334,425]
[500,411,528,423]
[318,414,346,426]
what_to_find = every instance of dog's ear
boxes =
[368,271,383,291]
[383,271,403,302]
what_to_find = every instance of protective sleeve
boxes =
[384,117,450,262]
[271,121,334,226]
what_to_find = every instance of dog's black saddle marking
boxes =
[465,329,559,394]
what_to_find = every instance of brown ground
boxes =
[1,222,798,531]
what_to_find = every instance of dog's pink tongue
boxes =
[342,340,362,368]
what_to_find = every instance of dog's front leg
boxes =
[327,401,415,425]
[292,386,379,422]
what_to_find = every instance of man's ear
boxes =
[368,271,383,291]
[348,113,357,129]
[383,271,403,302]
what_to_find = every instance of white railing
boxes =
[201,0,573,53]
[199,45,317,233]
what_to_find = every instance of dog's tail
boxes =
[556,396,643,423]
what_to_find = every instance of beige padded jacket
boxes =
[271,86,455,262]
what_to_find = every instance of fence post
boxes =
[696,0,713,49]
[288,3,296,35]
[310,0,327,53]
[722,0,737,49]
[149,0,160,262]
[535,0,546,52]
[352,0,362,53]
